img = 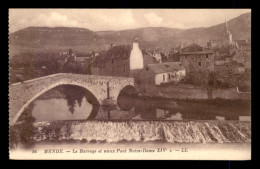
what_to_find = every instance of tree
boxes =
[60,86,85,114]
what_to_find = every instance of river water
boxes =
[9,85,251,149]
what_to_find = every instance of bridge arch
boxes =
[117,85,136,111]
[11,81,101,125]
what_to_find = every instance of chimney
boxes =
[179,44,182,53]
[133,37,139,49]
[207,40,212,50]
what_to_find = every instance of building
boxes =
[91,37,144,77]
[235,39,251,51]
[137,62,186,86]
[76,56,88,63]
[179,43,215,72]
[223,19,234,45]
[232,50,251,69]
[142,50,160,65]
[213,46,236,59]
[215,61,245,75]
[213,19,239,47]
[152,52,162,63]
[167,48,180,62]
[58,49,77,67]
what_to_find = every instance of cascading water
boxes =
[31,120,251,144]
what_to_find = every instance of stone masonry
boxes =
[9,73,134,125]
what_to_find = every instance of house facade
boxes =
[215,61,245,75]
[137,62,186,86]
[232,49,251,69]
[91,38,144,77]
[179,43,215,72]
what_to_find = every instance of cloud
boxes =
[143,12,185,29]
[85,10,137,30]
[30,12,79,27]
[144,12,163,26]
[9,9,251,32]
[10,10,138,32]
[10,11,80,32]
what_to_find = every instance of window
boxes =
[163,74,165,81]
[185,55,187,59]
[206,62,209,68]
[206,55,209,59]
[111,60,114,64]
[146,67,149,70]
[198,62,202,66]
[168,73,171,79]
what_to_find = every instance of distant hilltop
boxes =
[9,12,251,55]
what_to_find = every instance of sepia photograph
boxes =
[8,9,251,160]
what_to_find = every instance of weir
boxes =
[22,120,251,143]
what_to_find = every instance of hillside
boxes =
[9,12,251,56]
[9,27,100,46]
[177,12,251,41]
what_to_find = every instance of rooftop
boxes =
[179,43,214,55]
[179,51,214,55]
[105,45,132,60]
[216,61,244,67]
[146,62,185,74]
[235,40,247,45]
[92,45,132,67]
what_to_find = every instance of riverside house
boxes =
[137,62,186,86]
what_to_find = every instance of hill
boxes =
[9,12,251,56]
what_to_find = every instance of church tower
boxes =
[129,37,144,76]
[223,19,233,45]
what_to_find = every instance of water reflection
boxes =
[10,85,251,149]
[16,85,251,123]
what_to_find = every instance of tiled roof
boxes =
[92,45,131,67]
[182,43,204,53]
[216,61,244,67]
[213,46,231,53]
[180,51,214,55]
[91,52,106,67]
[146,62,185,74]
[179,43,213,55]
[105,45,132,60]
[235,40,247,45]
[216,51,236,60]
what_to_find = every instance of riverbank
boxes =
[135,84,251,100]
[121,94,251,119]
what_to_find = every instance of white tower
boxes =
[129,37,144,70]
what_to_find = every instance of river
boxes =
[9,85,251,151]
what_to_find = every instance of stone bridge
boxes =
[9,73,134,125]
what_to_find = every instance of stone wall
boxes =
[136,84,251,100]
[212,87,239,99]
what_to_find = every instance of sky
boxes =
[9,9,251,33]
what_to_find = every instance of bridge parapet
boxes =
[9,73,134,125]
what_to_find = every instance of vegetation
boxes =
[9,49,92,83]
[179,70,251,91]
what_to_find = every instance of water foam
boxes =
[32,120,251,143]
